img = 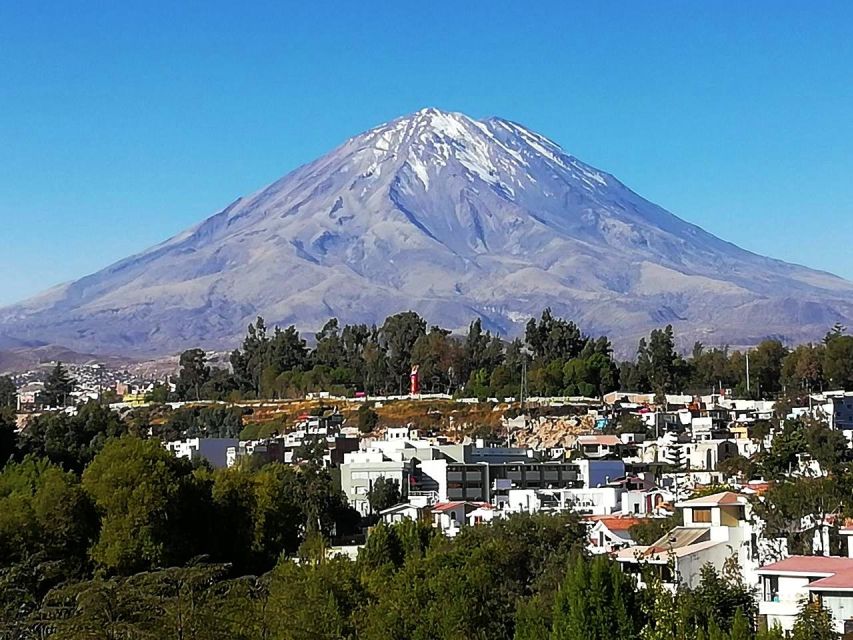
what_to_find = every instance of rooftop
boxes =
[677,491,748,507]
[584,515,644,532]
[577,435,621,446]
[757,555,853,576]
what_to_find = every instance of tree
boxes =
[19,400,126,472]
[357,404,379,434]
[824,334,853,390]
[381,311,427,391]
[313,318,344,368]
[0,410,16,466]
[728,608,750,640]
[551,553,642,640]
[0,377,15,409]
[753,475,849,557]
[690,562,756,633]
[42,362,75,407]
[783,343,825,393]
[748,340,789,397]
[791,599,837,640]
[367,476,401,514]
[645,325,689,395]
[176,348,210,401]
[82,436,208,573]
[0,457,97,567]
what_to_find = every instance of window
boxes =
[764,576,779,602]
[693,508,712,523]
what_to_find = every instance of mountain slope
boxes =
[3,108,852,355]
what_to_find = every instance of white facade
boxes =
[757,556,853,634]
[616,492,761,590]
[166,438,238,468]
[340,449,410,515]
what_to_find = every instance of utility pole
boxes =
[746,351,751,395]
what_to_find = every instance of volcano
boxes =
[3,107,852,355]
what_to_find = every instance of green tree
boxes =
[0,457,97,567]
[824,334,853,390]
[19,400,126,472]
[748,340,789,397]
[357,403,380,434]
[729,607,751,640]
[791,599,837,640]
[0,376,15,409]
[551,554,641,640]
[176,348,210,401]
[0,410,16,465]
[367,476,402,514]
[42,361,75,407]
[82,436,207,574]
[380,311,427,392]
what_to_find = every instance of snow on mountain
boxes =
[2,107,852,355]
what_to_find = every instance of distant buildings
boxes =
[166,438,238,468]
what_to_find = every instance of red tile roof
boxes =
[431,501,490,513]
[806,569,853,590]
[757,555,853,576]
[584,515,644,532]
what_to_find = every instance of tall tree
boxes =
[176,348,210,401]
[791,599,838,640]
[380,312,426,391]
[367,476,401,514]
[82,437,208,574]
[42,362,75,407]
[0,376,15,409]
[824,334,853,390]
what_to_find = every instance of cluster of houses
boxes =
[15,376,853,635]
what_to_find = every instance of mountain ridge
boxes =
[2,107,852,355]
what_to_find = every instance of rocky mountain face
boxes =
[2,108,852,355]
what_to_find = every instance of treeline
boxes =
[1,514,830,639]
[621,323,853,400]
[166,311,853,404]
[172,309,622,401]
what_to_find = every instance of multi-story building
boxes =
[615,491,760,589]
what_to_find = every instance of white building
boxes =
[166,438,238,468]
[586,515,644,554]
[615,491,760,589]
[340,449,412,516]
[757,555,853,635]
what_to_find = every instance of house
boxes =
[585,515,643,554]
[379,503,424,524]
[615,491,760,589]
[16,382,43,411]
[575,435,621,459]
[687,439,739,471]
[431,501,491,537]
[757,556,853,635]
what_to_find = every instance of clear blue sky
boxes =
[2,1,852,305]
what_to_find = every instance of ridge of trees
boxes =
[168,312,853,404]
